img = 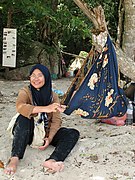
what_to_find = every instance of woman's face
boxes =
[30,69,45,89]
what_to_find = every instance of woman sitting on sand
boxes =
[4,64,79,175]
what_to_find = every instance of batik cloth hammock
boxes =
[63,35,128,119]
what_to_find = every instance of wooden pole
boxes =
[4,7,13,79]
[61,47,94,104]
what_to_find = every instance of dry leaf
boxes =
[0,160,4,168]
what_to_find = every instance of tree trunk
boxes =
[4,7,13,79]
[7,7,13,28]
[116,0,124,46]
[122,0,135,61]
[38,0,60,75]
[73,0,135,81]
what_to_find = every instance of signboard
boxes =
[2,28,17,67]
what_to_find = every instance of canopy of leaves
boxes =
[0,0,119,66]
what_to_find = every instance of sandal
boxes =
[0,160,4,168]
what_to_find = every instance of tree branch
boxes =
[73,0,135,81]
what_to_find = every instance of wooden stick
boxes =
[61,47,95,104]
[61,51,86,59]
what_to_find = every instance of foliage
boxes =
[0,0,119,67]
[84,0,119,38]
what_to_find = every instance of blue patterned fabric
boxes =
[64,36,128,119]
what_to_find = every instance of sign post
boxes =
[2,28,17,67]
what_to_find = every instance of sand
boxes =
[0,77,135,180]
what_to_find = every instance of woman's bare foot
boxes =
[4,157,19,175]
[43,159,64,173]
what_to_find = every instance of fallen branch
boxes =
[61,51,86,59]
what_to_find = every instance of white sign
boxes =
[2,28,17,67]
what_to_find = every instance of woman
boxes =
[4,64,80,175]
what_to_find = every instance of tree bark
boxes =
[7,7,13,28]
[116,0,124,46]
[73,0,135,81]
[122,0,135,61]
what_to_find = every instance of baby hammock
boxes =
[62,35,128,119]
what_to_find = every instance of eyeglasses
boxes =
[30,73,43,79]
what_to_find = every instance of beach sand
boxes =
[0,77,135,180]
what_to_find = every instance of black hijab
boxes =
[29,64,52,106]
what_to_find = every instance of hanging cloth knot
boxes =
[37,112,48,128]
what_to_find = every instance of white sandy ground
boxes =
[0,77,135,180]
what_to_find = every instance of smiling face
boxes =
[30,69,45,89]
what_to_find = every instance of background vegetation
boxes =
[0,0,119,72]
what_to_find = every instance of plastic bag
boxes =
[100,113,127,126]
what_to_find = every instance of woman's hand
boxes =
[57,105,66,112]
[45,103,66,113]
[38,138,50,151]
[45,103,60,113]
[32,103,66,114]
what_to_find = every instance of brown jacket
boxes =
[16,86,62,142]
